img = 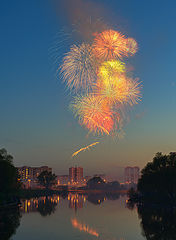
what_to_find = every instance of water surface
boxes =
[2,194,145,240]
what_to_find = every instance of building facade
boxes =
[17,166,52,182]
[124,166,140,184]
[57,175,69,185]
[69,167,83,183]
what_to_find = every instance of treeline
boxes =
[0,148,21,203]
[128,152,176,205]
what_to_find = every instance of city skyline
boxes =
[17,164,139,183]
[0,0,176,178]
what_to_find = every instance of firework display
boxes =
[60,28,141,136]
[60,43,97,91]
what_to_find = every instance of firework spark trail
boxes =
[72,142,99,157]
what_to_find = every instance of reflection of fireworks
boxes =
[60,43,97,91]
[72,142,99,157]
[71,218,99,237]
[92,29,128,60]
[70,95,114,135]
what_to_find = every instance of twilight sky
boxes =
[0,0,176,180]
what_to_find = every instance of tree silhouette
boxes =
[87,176,105,189]
[0,148,20,199]
[138,205,176,240]
[138,152,176,204]
[0,207,21,240]
[37,171,56,190]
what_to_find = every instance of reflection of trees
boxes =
[87,193,120,205]
[37,197,57,217]
[105,192,120,200]
[0,207,21,240]
[87,194,105,205]
[137,205,176,239]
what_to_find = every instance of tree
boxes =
[37,171,56,189]
[138,152,176,204]
[0,148,20,198]
[87,176,105,189]
[0,148,13,164]
[0,207,21,240]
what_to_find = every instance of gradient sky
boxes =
[1,0,176,180]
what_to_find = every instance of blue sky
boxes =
[0,0,176,180]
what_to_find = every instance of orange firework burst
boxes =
[92,29,128,61]
[70,94,114,135]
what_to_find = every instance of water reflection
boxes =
[20,196,59,215]
[0,206,21,240]
[20,193,121,214]
[137,205,176,240]
[37,197,58,216]
[71,218,99,237]
[68,194,86,210]
[1,193,140,240]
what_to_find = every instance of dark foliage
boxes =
[138,205,176,240]
[37,171,57,189]
[0,207,21,240]
[138,152,176,204]
[0,148,21,200]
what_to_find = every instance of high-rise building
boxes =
[69,167,83,183]
[124,166,140,184]
[17,166,52,181]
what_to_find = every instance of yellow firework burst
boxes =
[95,76,142,106]
[98,60,126,85]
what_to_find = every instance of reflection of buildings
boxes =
[69,167,83,184]
[68,193,86,210]
[20,196,59,213]
[17,166,52,180]
[17,166,52,188]
[124,166,140,184]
